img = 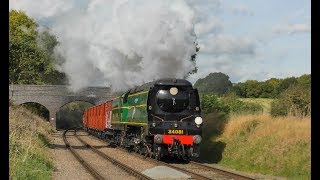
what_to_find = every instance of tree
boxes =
[242,80,262,98]
[194,72,233,95]
[9,10,45,84]
[260,78,281,98]
[297,74,311,88]
[277,77,298,93]
[232,82,246,97]
[230,74,310,98]
[9,10,66,85]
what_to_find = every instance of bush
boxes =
[270,100,288,116]
[270,84,310,117]
[200,93,230,114]
[232,101,263,114]
[221,92,263,115]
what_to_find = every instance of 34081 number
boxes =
[167,129,184,135]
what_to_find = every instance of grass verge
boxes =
[201,113,310,179]
[9,105,55,179]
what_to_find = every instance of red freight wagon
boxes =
[83,101,113,131]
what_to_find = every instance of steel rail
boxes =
[84,130,211,180]
[190,161,255,180]
[74,130,153,180]
[84,129,255,180]
[62,130,104,180]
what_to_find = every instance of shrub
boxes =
[270,84,310,117]
[200,93,230,114]
[270,100,288,116]
[221,92,263,115]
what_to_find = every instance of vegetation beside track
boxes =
[201,113,310,179]
[9,103,55,179]
[238,98,273,114]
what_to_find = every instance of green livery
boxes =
[111,91,149,130]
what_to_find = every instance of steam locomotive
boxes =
[83,78,202,160]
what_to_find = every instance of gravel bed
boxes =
[66,131,138,180]
[49,131,93,180]
[170,163,232,179]
[77,131,158,172]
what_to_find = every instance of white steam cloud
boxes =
[10,0,197,92]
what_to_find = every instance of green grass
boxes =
[9,105,55,180]
[220,114,310,179]
[10,152,53,180]
[239,98,274,114]
[200,113,310,179]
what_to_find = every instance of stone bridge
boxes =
[9,85,115,129]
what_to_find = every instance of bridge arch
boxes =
[56,100,94,130]
[9,85,114,129]
[19,102,50,121]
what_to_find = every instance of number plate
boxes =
[167,129,185,135]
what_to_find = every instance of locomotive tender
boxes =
[83,78,203,160]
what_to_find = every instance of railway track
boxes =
[126,149,254,180]
[62,130,104,180]
[63,129,152,180]
[189,161,255,180]
[83,129,255,180]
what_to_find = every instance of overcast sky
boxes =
[10,0,310,87]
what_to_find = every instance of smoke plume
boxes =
[10,0,198,92]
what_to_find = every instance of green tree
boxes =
[297,74,311,88]
[232,82,246,97]
[194,72,233,95]
[277,77,298,93]
[243,80,262,98]
[9,10,66,85]
[260,78,281,98]
[231,74,310,98]
[9,10,45,84]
